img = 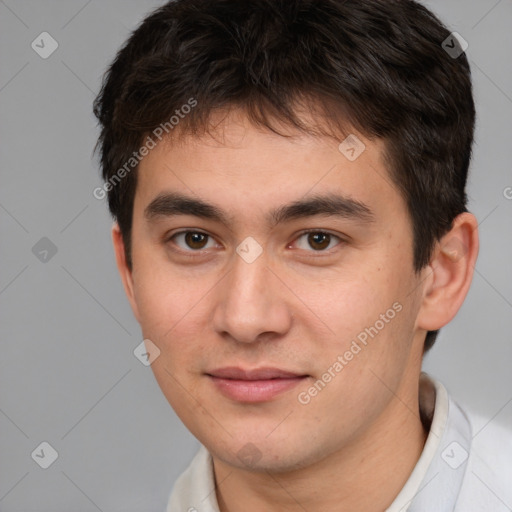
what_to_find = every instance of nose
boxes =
[212,250,293,344]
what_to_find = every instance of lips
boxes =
[207,367,306,380]
[206,367,309,402]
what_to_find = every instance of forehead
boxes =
[133,109,404,230]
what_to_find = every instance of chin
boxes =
[205,430,321,474]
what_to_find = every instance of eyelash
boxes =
[165,229,345,258]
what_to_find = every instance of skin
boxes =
[112,108,479,511]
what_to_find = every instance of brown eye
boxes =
[184,232,208,249]
[170,231,216,251]
[307,232,331,250]
[291,230,344,253]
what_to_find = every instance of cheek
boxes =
[132,275,174,334]
[298,265,414,381]
[131,267,214,364]
[131,270,211,419]
[294,300,415,436]
[283,267,391,344]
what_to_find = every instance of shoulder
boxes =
[456,407,512,511]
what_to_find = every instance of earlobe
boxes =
[416,212,479,332]
[111,222,141,323]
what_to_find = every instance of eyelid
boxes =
[290,228,345,254]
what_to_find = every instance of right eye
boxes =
[166,230,221,253]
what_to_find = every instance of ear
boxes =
[111,222,141,323]
[416,212,479,332]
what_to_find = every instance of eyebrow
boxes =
[144,191,375,227]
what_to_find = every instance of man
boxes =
[93,0,512,510]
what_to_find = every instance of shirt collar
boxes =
[386,372,472,511]
[167,373,472,512]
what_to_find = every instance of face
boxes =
[117,109,429,472]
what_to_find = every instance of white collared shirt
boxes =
[166,374,512,511]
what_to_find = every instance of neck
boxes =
[213,372,428,512]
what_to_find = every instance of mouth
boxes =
[205,367,309,403]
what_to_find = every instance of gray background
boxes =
[0,0,510,510]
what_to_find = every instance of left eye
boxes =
[293,231,342,251]
[170,231,218,251]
